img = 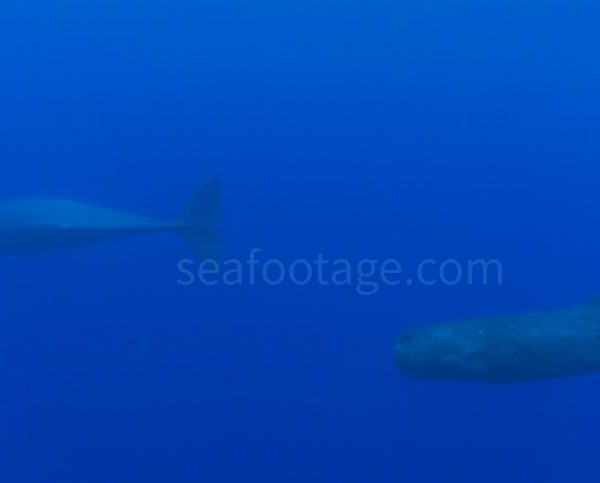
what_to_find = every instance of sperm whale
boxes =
[0,178,220,258]
[396,299,600,383]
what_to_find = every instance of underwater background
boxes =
[1,0,599,482]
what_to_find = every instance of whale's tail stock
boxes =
[182,177,221,260]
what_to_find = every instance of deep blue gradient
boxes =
[1,1,599,482]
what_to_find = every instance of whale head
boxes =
[395,324,491,382]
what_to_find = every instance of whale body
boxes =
[395,299,600,383]
[0,178,220,258]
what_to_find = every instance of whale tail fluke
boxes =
[182,177,221,260]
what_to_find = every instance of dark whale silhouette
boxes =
[0,178,220,258]
[396,299,600,383]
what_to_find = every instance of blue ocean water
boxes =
[1,1,599,482]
